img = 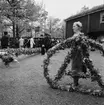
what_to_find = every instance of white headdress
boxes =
[73,21,82,28]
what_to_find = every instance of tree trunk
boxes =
[16,24,19,38]
[13,21,15,38]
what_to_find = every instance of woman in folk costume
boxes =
[30,37,35,48]
[43,21,104,91]
[19,36,24,48]
[63,21,104,89]
[65,21,104,88]
[70,21,88,86]
[43,19,104,98]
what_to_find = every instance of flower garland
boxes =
[43,35,104,97]
[0,48,41,56]
[0,48,41,65]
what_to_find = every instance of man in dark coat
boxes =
[1,32,9,49]
[40,34,45,55]
[44,33,52,52]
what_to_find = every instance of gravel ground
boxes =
[0,50,104,105]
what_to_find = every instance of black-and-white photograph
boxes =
[0,0,104,105]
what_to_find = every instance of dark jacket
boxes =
[1,36,9,48]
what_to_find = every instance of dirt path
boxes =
[0,50,104,105]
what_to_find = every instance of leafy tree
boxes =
[76,5,89,14]
[45,16,66,38]
[0,0,48,38]
[46,16,60,35]
[81,5,89,12]
[58,21,65,39]
[53,21,65,38]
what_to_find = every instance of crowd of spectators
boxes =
[0,32,62,55]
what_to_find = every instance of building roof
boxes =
[65,4,104,21]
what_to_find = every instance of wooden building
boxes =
[65,4,104,40]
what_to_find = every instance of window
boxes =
[100,12,104,23]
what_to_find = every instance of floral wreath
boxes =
[43,35,104,97]
[0,48,41,65]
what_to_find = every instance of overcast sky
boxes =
[35,0,104,20]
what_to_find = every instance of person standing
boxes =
[19,36,24,48]
[40,34,45,55]
[15,38,19,48]
[71,21,87,87]
[30,37,35,48]
[1,31,9,49]
[44,33,52,52]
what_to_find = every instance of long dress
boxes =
[30,38,34,48]
[70,33,88,77]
